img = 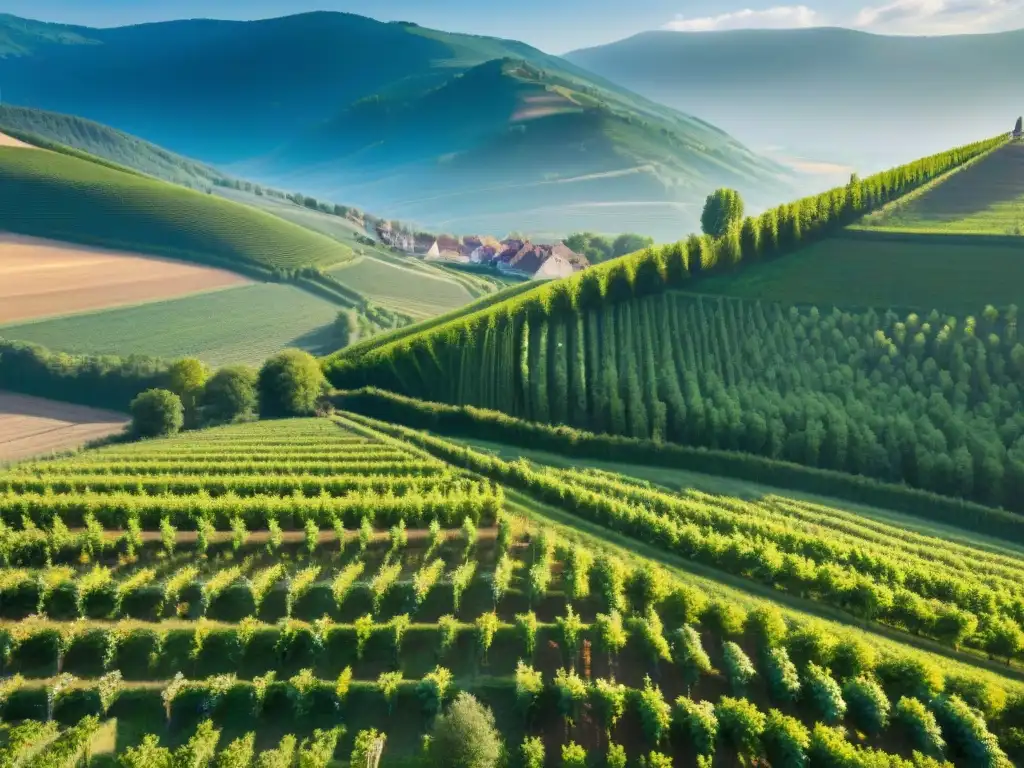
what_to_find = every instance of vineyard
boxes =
[0,415,1021,766]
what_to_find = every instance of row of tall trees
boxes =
[337,293,1024,512]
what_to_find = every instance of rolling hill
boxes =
[565,27,1024,174]
[0,141,353,272]
[0,11,792,240]
[0,104,228,189]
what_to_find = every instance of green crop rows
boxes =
[0,284,343,366]
[0,416,1020,766]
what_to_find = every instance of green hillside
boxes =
[268,58,783,241]
[0,145,353,271]
[326,133,1024,515]
[0,103,227,189]
[0,12,790,240]
[857,142,1024,235]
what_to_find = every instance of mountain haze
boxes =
[566,27,1024,174]
[0,11,792,240]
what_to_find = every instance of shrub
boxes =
[829,637,876,681]
[702,600,746,638]
[130,389,183,438]
[636,676,671,747]
[672,625,712,693]
[120,734,171,767]
[894,696,946,759]
[932,693,1008,767]
[213,733,255,768]
[764,646,802,704]
[591,678,627,735]
[515,662,543,718]
[418,667,454,718]
[763,709,809,768]
[747,605,788,651]
[673,697,717,757]
[843,676,890,736]
[876,656,944,702]
[350,730,386,768]
[200,366,257,425]
[606,743,627,768]
[723,641,757,693]
[804,663,846,724]
[427,693,502,768]
[716,696,766,762]
[562,742,587,768]
[297,727,344,768]
[257,349,325,418]
[521,736,544,768]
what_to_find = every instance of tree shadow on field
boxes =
[284,323,338,357]
[900,143,1024,218]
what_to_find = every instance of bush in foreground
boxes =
[427,693,502,768]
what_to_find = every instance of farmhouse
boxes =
[492,239,589,279]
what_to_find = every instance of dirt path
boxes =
[0,131,35,149]
[0,392,127,463]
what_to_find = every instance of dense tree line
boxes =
[334,292,1024,513]
[564,232,655,264]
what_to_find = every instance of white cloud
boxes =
[663,5,822,32]
[854,0,1024,33]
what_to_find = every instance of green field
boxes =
[0,414,1021,766]
[698,232,1024,311]
[858,142,1024,235]
[329,257,475,319]
[0,283,340,365]
[0,146,353,272]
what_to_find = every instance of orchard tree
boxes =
[130,389,184,438]
[258,349,325,418]
[701,188,745,238]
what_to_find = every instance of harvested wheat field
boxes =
[0,233,251,324]
[0,391,127,462]
[0,131,34,149]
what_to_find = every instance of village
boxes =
[375,222,591,279]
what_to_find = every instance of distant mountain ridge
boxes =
[0,11,792,240]
[566,26,1024,172]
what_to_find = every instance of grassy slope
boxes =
[0,146,353,272]
[857,141,1024,235]
[328,257,474,320]
[0,104,225,189]
[0,284,340,366]
[699,141,1024,311]
[697,235,1024,311]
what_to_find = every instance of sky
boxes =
[5,0,1023,52]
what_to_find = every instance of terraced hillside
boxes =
[0,416,1021,765]
[0,145,353,272]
